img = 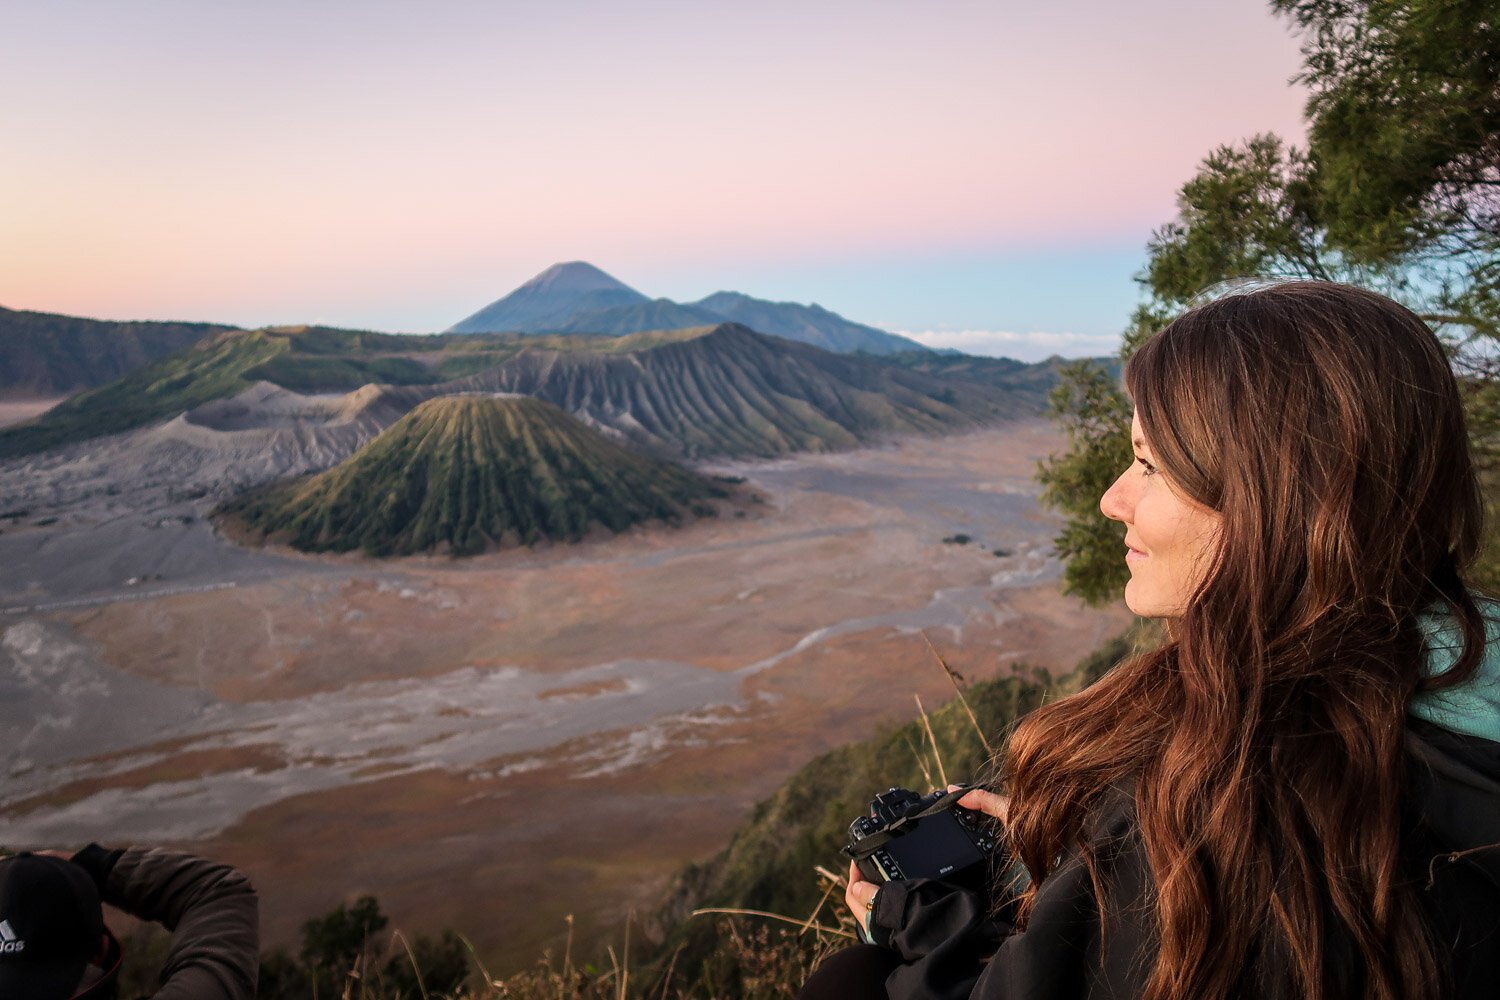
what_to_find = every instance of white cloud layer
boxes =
[895,329,1122,363]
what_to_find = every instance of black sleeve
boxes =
[100,848,260,1000]
[876,789,1154,1000]
[970,800,1155,1000]
[870,878,1012,1000]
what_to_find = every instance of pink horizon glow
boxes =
[1,1,1308,336]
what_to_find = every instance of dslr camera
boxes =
[843,784,1001,890]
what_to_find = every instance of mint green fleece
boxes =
[1410,596,1500,742]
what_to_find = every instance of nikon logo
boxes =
[0,919,25,953]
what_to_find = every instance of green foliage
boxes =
[1035,361,1132,605]
[246,354,442,392]
[1144,134,1333,302]
[383,930,472,999]
[1275,0,1499,281]
[256,947,309,1000]
[1034,308,1165,604]
[300,894,391,991]
[1042,0,1500,600]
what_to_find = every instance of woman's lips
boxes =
[1125,544,1147,562]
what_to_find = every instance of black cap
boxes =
[0,853,102,1000]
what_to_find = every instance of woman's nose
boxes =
[1099,469,1132,523]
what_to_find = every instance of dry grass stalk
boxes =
[605,946,621,992]
[813,865,847,888]
[801,872,841,937]
[458,934,501,990]
[619,911,632,1000]
[690,907,855,939]
[914,694,949,788]
[921,630,995,757]
[903,733,935,787]
[392,931,431,1000]
[654,943,686,1000]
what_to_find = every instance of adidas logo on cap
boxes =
[0,919,25,954]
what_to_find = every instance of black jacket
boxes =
[867,720,1500,999]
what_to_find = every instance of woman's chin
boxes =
[1122,580,1175,619]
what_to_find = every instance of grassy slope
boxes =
[646,633,1136,969]
[0,305,238,395]
[220,395,727,556]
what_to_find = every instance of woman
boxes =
[810,281,1500,1000]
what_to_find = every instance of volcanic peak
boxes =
[219,393,726,557]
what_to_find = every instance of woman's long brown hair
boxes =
[1003,282,1488,999]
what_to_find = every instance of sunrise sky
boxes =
[1,1,1309,360]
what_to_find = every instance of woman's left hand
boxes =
[845,860,879,935]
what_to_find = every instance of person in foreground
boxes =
[804,281,1500,1000]
[0,845,258,1000]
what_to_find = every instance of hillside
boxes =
[689,291,925,355]
[218,394,728,556]
[646,632,1136,965]
[882,350,1121,386]
[0,305,237,395]
[448,323,1037,458]
[555,298,726,335]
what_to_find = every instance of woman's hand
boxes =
[957,786,1010,825]
[845,860,880,935]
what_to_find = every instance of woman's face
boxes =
[1099,412,1222,618]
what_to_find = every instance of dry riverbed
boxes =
[0,422,1131,970]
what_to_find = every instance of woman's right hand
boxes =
[957,786,1010,825]
[845,860,880,936]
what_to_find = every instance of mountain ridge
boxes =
[0,321,1059,461]
[686,291,921,355]
[0,305,239,396]
[446,262,929,355]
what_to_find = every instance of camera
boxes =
[842,784,1001,889]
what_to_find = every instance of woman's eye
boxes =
[1136,457,1158,477]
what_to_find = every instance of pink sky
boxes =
[0,1,1308,353]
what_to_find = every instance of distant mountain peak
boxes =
[521,262,642,296]
[448,262,649,334]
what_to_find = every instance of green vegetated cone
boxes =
[223,394,726,557]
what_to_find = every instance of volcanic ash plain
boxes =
[0,421,1131,970]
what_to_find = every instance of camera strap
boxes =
[841,785,974,858]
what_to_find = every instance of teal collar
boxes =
[1410,595,1500,743]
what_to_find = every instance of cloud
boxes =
[894,329,1122,363]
